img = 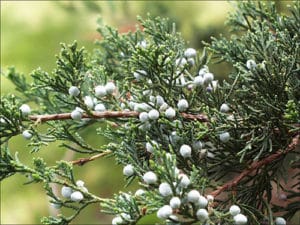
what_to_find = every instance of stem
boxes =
[29,111,209,122]
[71,150,112,166]
[210,135,300,198]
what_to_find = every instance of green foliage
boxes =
[1,1,299,225]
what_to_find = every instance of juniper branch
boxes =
[210,134,300,198]
[28,111,209,122]
[71,150,112,166]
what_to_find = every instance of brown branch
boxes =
[210,134,300,198]
[28,111,209,122]
[71,150,112,166]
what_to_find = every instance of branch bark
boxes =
[210,134,300,198]
[71,150,112,166]
[29,111,209,122]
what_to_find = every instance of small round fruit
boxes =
[20,104,31,116]
[123,164,134,176]
[148,109,159,120]
[159,182,172,196]
[229,205,241,216]
[194,76,204,86]
[22,130,32,139]
[180,144,192,158]
[165,107,176,119]
[105,82,116,94]
[170,197,181,209]
[70,191,84,202]
[143,171,157,184]
[233,214,248,225]
[68,86,80,97]
[61,186,73,198]
[196,209,209,221]
[94,103,106,112]
[95,85,107,97]
[178,174,190,188]
[203,72,214,83]
[275,217,286,225]
[157,205,172,219]
[187,190,201,203]
[184,48,197,58]
[177,99,189,112]
[71,109,82,120]
[220,132,230,143]
[246,59,256,70]
[220,103,230,113]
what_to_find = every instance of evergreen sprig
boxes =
[1,1,299,225]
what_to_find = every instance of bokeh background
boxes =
[1,1,295,224]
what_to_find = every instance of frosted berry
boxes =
[165,107,176,119]
[197,195,208,208]
[84,96,94,109]
[220,103,230,113]
[20,104,31,116]
[159,102,169,112]
[135,189,145,196]
[206,195,214,202]
[22,130,32,139]
[71,109,82,120]
[177,99,189,112]
[178,174,190,188]
[275,217,286,225]
[220,132,230,143]
[143,171,157,184]
[184,48,197,58]
[187,190,201,203]
[199,66,209,76]
[76,180,85,187]
[146,141,158,153]
[149,95,156,103]
[112,216,123,225]
[187,58,195,66]
[61,186,73,198]
[68,86,80,97]
[192,141,203,150]
[180,144,192,158]
[105,82,116,94]
[134,103,151,112]
[159,182,173,196]
[196,209,209,221]
[233,214,248,225]
[157,205,173,219]
[203,72,214,83]
[229,205,241,216]
[123,164,134,176]
[94,103,106,112]
[148,109,159,120]
[156,95,165,107]
[246,59,256,70]
[176,58,187,67]
[70,191,84,202]
[139,112,149,122]
[194,76,204,86]
[95,85,107,97]
[170,197,181,209]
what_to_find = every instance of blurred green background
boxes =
[0,1,233,224]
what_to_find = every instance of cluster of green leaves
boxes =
[1,1,299,224]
